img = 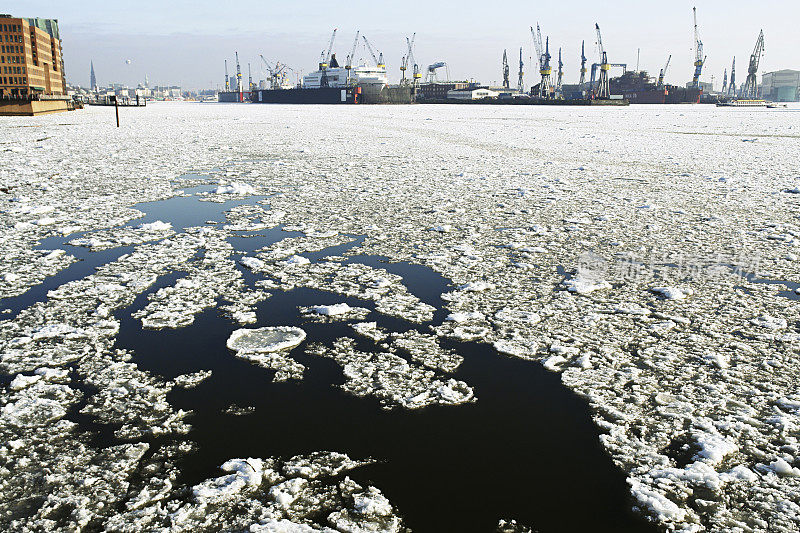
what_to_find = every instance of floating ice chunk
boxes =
[543,355,567,371]
[445,311,484,323]
[458,281,495,292]
[240,256,265,270]
[174,370,212,389]
[494,307,541,325]
[250,519,330,532]
[9,374,43,391]
[215,182,256,195]
[310,303,353,316]
[228,327,306,354]
[724,465,758,482]
[30,323,85,339]
[352,486,393,516]
[562,274,611,295]
[34,217,56,226]
[750,314,787,330]
[1,272,19,282]
[284,255,310,265]
[769,458,800,477]
[270,477,307,508]
[629,479,686,522]
[351,322,388,342]
[651,286,694,300]
[35,367,69,380]
[693,432,738,465]
[137,220,172,231]
[430,224,453,232]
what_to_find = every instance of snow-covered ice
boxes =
[2,102,800,532]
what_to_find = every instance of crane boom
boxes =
[346,31,360,70]
[362,35,385,68]
[657,55,671,86]
[325,29,337,64]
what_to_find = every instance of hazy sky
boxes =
[6,0,798,90]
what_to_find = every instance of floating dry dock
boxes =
[419,98,629,106]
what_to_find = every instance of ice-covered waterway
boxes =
[1,102,799,532]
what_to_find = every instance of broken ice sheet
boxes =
[307,338,475,410]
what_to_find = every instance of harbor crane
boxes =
[425,61,450,83]
[319,28,337,70]
[362,35,385,68]
[727,57,736,97]
[318,29,337,88]
[594,23,611,99]
[721,68,728,95]
[518,47,524,93]
[691,7,705,89]
[741,30,764,99]
[556,47,564,98]
[657,55,671,86]
[235,51,243,96]
[502,50,510,89]
[345,31,360,75]
[248,62,254,91]
[405,34,421,88]
[530,24,552,98]
[224,59,229,91]
[579,41,587,87]
[259,55,291,89]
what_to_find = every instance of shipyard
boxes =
[2,3,800,533]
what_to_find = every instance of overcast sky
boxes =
[6,0,798,90]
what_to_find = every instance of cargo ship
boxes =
[251,51,412,104]
[609,70,702,104]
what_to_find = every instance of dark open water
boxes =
[2,179,657,532]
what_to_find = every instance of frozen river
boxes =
[1,102,799,532]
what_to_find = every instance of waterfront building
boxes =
[0,14,66,99]
[762,70,800,102]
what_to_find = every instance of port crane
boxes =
[556,47,563,98]
[224,59,229,91]
[579,41,587,88]
[530,24,552,98]
[404,34,421,88]
[235,51,243,97]
[657,55,671,86]
[741,30,764,99]
[345,31,360,81]
[594,23,611,99]
[502,50,510,89]
[362,35,385,68]
[721,68,728,95]
[425,62,450,83]
[248,62,254,91]
[518,47,524,93]
[319,28,337,87]
[259,55,291,89]
[691,7,705,89]
[727,57,736,97]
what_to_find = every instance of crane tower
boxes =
[556,47,563,98]
[657,55,671,86]
[518,47,524,93]
[235,51,243,99]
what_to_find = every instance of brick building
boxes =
[0,14,65,99]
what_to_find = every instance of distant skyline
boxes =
[6,0,799,90]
